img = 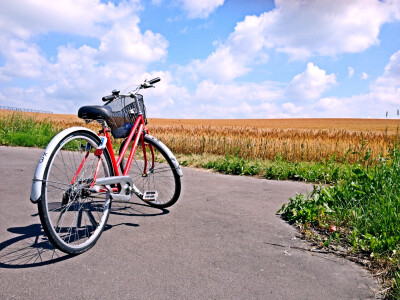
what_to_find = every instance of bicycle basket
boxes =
[104,94,147,139]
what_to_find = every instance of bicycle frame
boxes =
[103,114,151,177]
[70,113,154,194]
[68,79,164,196]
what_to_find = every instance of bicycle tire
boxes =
[119,134,181,208]
[38,130,114,254]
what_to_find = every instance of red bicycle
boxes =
[30,77,182,254]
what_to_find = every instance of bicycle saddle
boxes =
[78,105,112,120]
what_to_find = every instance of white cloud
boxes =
[282,102,304,114]
[143,79,285,118]
[194,101,290,119]
[260,0,400,59]
[377,50,400,85]
[311,49,400,117]
[194,80,283,104]
[370,49,400,106]
[183,0,399,83]
[0,0,166,80]
[0,0,169,113]
[6,87,46,111]
[348,67,355,78]
[179,0,224,19]
[0,0,140,39]
[286,63,337,101]
[311,93,387,118]
[0,37,47,80]
[153,0,224,19]
[361,72,369,80]
[183,10,270,82]
[98,17,168,64]
[137,70,191,118]
[186,46,250,82]
[192,80,285,118]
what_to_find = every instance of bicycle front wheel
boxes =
[38,131,114,254]
[119,134,181,209]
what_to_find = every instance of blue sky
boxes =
[1,0,400,118]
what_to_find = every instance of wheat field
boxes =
[2,110,399,163]
[148,122,399,163]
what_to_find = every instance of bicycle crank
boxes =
[91,176,143,201]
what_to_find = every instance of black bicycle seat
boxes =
[78,105,112,120]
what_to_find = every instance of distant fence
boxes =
[0,106,53,114]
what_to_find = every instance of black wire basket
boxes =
[105,95,147,139]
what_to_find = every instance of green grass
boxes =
[199,153,353,184]
[277,146,400,298]
[0,113,60,147]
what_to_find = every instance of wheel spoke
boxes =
[39,133,112,254]
[120,136,181,208]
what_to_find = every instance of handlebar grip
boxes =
[102,95,115,102]
[148,77,161,84]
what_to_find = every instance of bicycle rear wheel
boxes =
[119,134,181,208]
[38,131,113,254]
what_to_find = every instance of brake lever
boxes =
[142,80,155,89]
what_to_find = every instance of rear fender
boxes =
[30,127,100,203]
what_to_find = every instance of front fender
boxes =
[30,127,99,203]
[144,134,183,177]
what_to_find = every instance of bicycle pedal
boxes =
[143,190,158,202]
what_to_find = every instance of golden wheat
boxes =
[2,110,399,163]
[147,124,399,163]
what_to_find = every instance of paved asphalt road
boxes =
[0,146,378,299]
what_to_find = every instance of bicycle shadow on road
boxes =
[0,224,72,269]
[0,203,168,269]
[110,200,170,218]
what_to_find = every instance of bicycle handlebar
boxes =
[148,77,160,85]
[102,77,161,102]
[102,95,115,102]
